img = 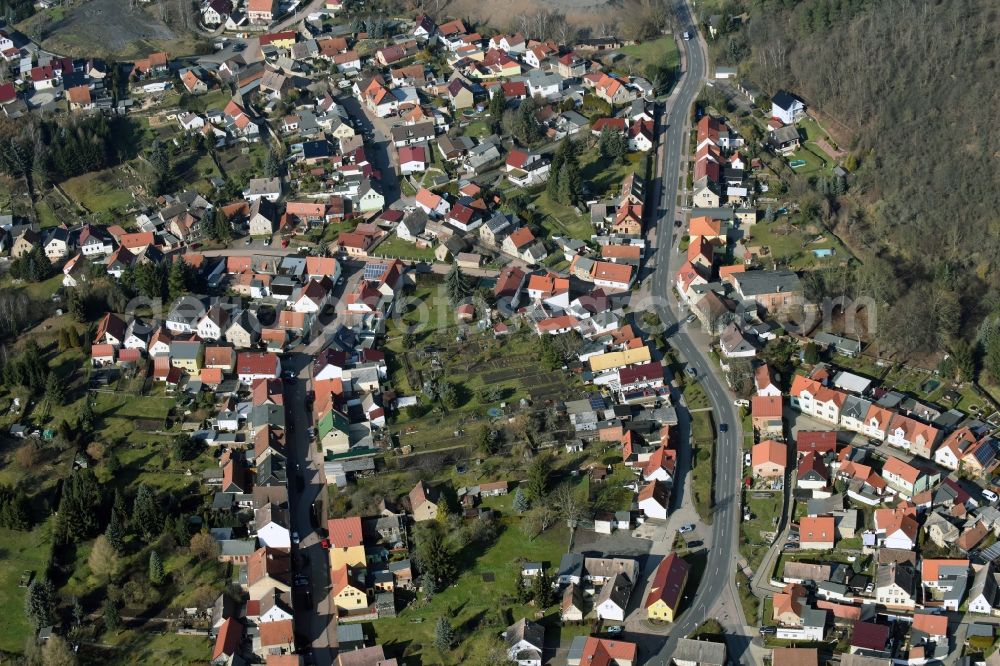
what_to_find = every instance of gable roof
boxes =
[753,439,786,468]
[328,516,363,548]
[645,552,688,609]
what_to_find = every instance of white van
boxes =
[983,489,998,503]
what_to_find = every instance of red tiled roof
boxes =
[327,516,363,548]
[644,552,688,609]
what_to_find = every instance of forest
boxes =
[716,0,1000,376]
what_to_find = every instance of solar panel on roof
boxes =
[363,262,388,281]
[980,542,1000,562]
[589,395,605,410]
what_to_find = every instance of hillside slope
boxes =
[733,0,1000,353]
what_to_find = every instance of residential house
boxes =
[645,553,689,622]
[568,637,636,666]
[887,414,940,458]
[409,481,439,521]
[246,547,291,599]
[595,571,633,622]
[504,618,544,666]
[331,565,368,611]
[922,559,970,611]
[638,480,669,520]
[752,396,784,438]
[753,439,787,478]
[327,516,366,570]
[772,90,805,125]
[799,516,836,549]
[732,269,803,314]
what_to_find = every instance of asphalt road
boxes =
[284,353,337,665]
[644,2,747,662]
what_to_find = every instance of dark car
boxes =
[719,423,728,433]
[759,626,777,635]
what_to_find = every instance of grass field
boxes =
[97,631,209,665]
[371,492,569,664]
[690,411,715,523]
[739,492,783,570]
[61,168,137,214]
[619,36,680,74]
[532,193,593,243]
[743,219,850,271]
[0,523,54,652]
[374,235,437,262]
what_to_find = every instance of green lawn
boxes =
[33,200,60,227]
[787,144,835,178]
[60,168,136,214]
[371,492,569,664]
[458,120,491,139]
[99,631,209,665]
[579,151,645,200]
[619,36,680,74]
[690,411,715,523]
[0,522,54,652]
[740,493,783,570]
[173,151,221,196]
[743,219,850,271]
[532,192,593,243]
[374,235,436,262]
[683,381,709,410]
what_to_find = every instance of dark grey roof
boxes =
[673,638,726,665]
[734,269,801,296]
[772,90,802,111]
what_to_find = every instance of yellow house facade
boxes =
[645,553,689,622]
[332,565,368,611]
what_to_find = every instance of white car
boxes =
[683,31,691,40]
[983,489,998,503]
[744,452,751,467]
[678,523,695,534]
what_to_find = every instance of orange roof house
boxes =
[752,439,786,478]
[799,516,836,548]
[688,216,724,239]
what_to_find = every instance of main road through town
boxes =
[645,1,746,662]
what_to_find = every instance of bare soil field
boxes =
[18,0,209,59]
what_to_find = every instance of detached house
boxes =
[645,553,689,622]
[409,481,439,522]
[771,90,806,125]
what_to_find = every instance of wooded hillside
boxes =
[726,0,1000,362]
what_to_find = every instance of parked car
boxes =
[983,489,998,503]
[679,523,695,534]
[292,531,300,545]
[685,314,697,324]
[607,625,623,635]
[744,452,751,466]
[759,626,777,635]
